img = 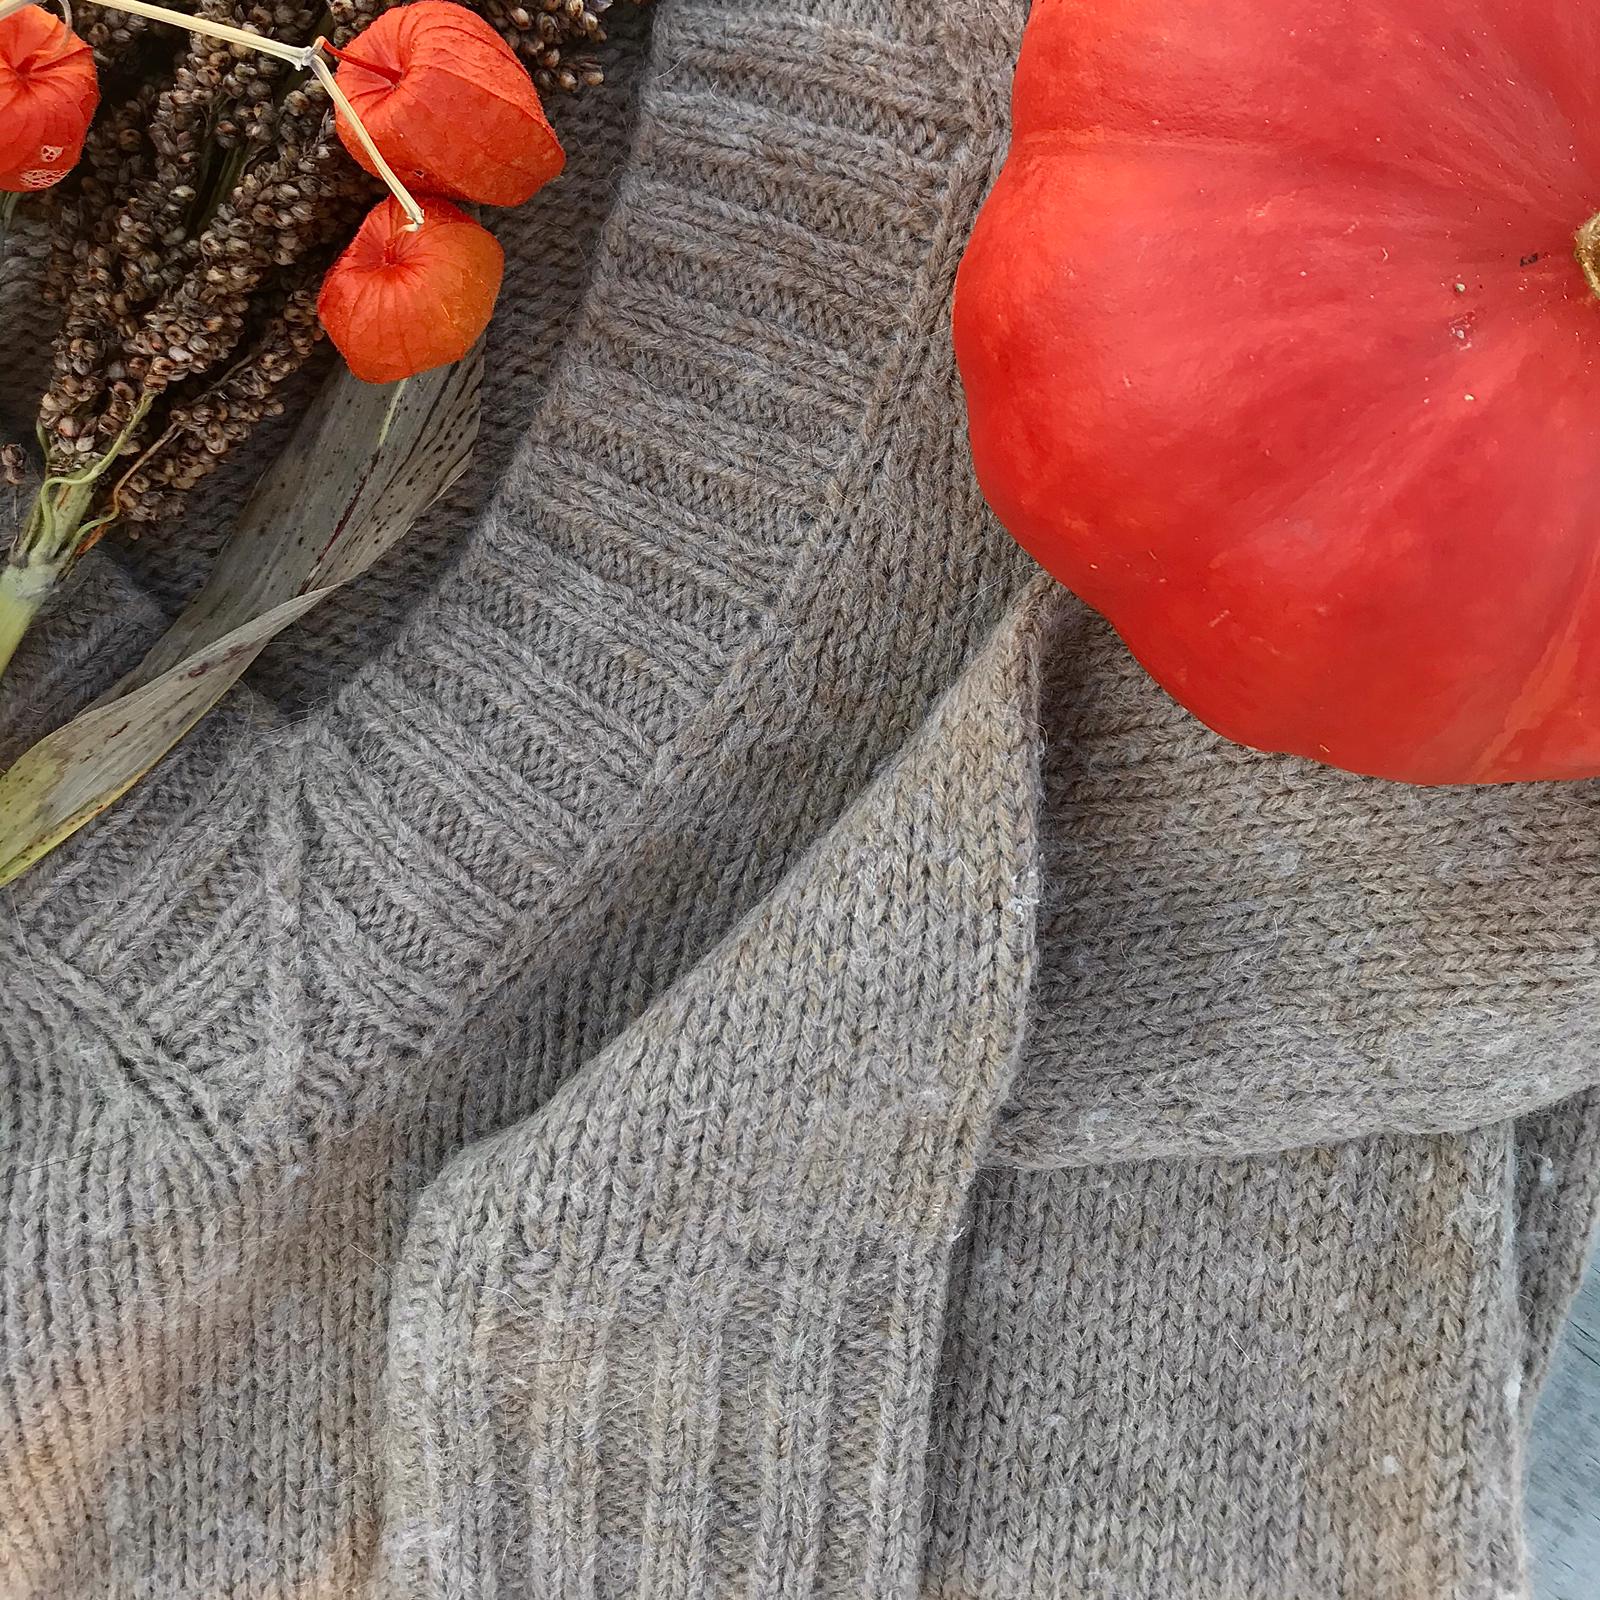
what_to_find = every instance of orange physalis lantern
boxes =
[330,0,564,208]
[317,195,504,385]
[0,4,98,193]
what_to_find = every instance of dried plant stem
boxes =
[305,47,423,228]
[100,0,423,227]
[0,191,16,275]
[3,0,635,687]
[0,0,427,225]
[0,562,57,681]
[28,0,310,60]
[0,396,153,680]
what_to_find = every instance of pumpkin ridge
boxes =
[1004,126,1565,217]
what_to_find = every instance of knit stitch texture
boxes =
[2,3,1598,1597]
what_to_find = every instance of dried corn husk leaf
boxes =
[0,346,479,884]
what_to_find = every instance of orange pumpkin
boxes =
[954,0,1600,784]
[317,194,504,384]
[0,3,98,193]
[331,0,563,208]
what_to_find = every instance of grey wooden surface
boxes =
[1529,1259,1600,1600]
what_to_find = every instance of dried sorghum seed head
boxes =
[17,0,648,531]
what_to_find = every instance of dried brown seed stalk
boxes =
[2,0,648,685]
[13,0,642,532]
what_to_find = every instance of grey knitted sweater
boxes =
[3,3,1598,1597]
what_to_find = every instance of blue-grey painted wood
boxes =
[1529,1259,1600,1600]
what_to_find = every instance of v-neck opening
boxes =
[4,1,1025,1136]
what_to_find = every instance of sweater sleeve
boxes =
[994,600,1600,1171]
[375,593,1046,1599]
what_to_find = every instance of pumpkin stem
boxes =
[321,40,402,85]
[1577,214,1600,301]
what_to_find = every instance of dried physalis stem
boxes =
[304,45,423,229]
[21,0,428,227]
